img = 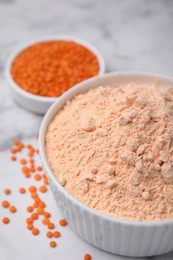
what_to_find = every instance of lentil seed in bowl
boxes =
[11,40,100,97]
[6,36,105,114]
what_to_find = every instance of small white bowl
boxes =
[39,72,173,257]
[5,36,105,114]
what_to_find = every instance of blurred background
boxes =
[1,0,173,148]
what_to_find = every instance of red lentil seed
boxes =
[11,156,17,161]
[2,200,10,208]
[31,213,38,220]
[50,241,57,248]
[31,192,38,199]
[20,158,27,165]
[53,231,61,238]
[24,172,31,178]
[9,206,17,213]
[28,151,34,157]
[32,228,39,236]
[27,206,33,213]
[48,223,55,230]
[22,166,29,174]
[19,187,26,194]
[29,165,35,172]
[10,148,17,154]
[34,174,41,181]
[59,219,67,227]
[37,166,42,171]
[39,202,46,208]
[33,202,39,208]
[36,207,44,215]
[42,218,50,225]
[84,254,92,260]
[39,185,47,193]
[46,231,53,238]
[29,186,37,192]
[4,189,11,195]
[2,217,10,224]
[27,224,33,230]
[26,218,33,224]
[44,212,51,218]
[29,159,34,164]
[34,197,41,203]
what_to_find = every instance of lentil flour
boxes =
[46,83,173,221]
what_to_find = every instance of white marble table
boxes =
[0,0,173,259]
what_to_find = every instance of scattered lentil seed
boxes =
[22,166,29,174]
[43,177,49,185]
[31,213,38,220]
[42,218,50,225]
[2,217,10,224]
[48,223,55,230]
[46,231,53,238]
[29,159,34,164]
[7,141,64,250]
[27,224,33,230]
[32,228,39,236]
[28,151,34,157]
[20,158,27,165]
[33,202,39,208]
[2,200,10,208]
[4,189,11,195]
[36,207,44,215]
[19,187,26,194]
[27,145,33,149]
[50,241,57,248]
[37,166,43,171]
[44,212,51,218]
[34,198,41,204]
[53,231,61,238]
[10,148,17,154]
[11,156,17,161]
[26,218,33,224]
[24,172,30,178]
[9,206,17,213]
[84,254,92,260]
[31,192,38,199]
[29,186,37,192]
[27,206,33,213]
[29,165,35,172]
[14,140,21,146]
[39,202,46,208]
[39,185,47,193]
[59,219,67,227]
[34,174,41,181]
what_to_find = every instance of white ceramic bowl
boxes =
[39,72,173,257]
[5,35,105,114]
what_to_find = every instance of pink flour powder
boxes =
[45,83,173,221]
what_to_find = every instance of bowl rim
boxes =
[39,71,173,227]
[5,35,105,103]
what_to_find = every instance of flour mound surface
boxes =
[46,83,173,221]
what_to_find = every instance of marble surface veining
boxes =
[0,0,173,259]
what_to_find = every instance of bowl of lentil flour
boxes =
[39,72,173,257]
[6,36,105,114]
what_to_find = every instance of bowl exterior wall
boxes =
[10,87,52,114]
